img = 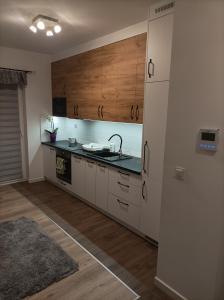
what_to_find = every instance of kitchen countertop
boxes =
[42,140,142,175]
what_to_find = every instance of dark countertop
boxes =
[42,140,142,175]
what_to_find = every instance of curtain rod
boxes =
[0,67,32,73]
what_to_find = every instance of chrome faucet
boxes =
[108,134,123,155]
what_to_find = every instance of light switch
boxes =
[175,166,185,180]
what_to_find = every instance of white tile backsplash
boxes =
[49,117,143,157]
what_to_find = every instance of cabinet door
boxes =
[43,146,56,182]
[51,61,67,98]
[85,160,96,204]
[146,13,174,82]
[95,164,109,211]
[140,82,169,242]
[101,34,146,123]
[71,156,86,199]
[67,49,104,120]
[108,194,140,230]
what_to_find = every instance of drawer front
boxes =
[57,179,73,192]
[109,174,141,206]
[108,194,140,230]
[109,169,141,187]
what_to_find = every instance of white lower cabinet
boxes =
[85,160,96,204]
[43,145,143,236]
[95,164,109,211]
[72,155,86,199]
[42,146,56,182]
[108,194,140,230]
[109,169,141,206]
[108,169,141,230]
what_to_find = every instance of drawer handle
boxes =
[73,156,82,160]
[98,164,106,168]
[87,160,95,164]
[117,181,129,188]
[118,170,129,177]
[117,199,129,207]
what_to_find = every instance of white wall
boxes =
[156,1,224,300]
[52,20,147,61]
[0,47,52,181]
[51,117,143,157]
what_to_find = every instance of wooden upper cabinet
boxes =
[51,61,67,98]
[51,33,147,123]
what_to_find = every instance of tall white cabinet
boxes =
[140,0,175,242]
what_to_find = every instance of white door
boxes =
[146,13,174,82]
[72,155,86,199]
[85,160,96,204]
[96,164,109,211]
[140,82,169,241]
[43,146,56,182]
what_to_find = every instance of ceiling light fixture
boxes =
[29,15,62,37]
[36,20,45,30]
[54,24,62,33]
[29,25,37,33]
[46,30,54,37]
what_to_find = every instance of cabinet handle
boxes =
[148,58,155,78]
[136,105,139,121]
[98,164,106,168]
[131,105,134,120]
[118,170,129,177]
[117,181,129,188]
[73,155,82,160]
[143,141,150,174]
[98,105,100,118]
[142,181,146,199]
[73,104,76,115]
[77,105,79,116]
[87,160,95,164]
[117,199,129,207]
[101,105,104,119]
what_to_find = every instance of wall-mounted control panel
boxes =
[198,129,219,152]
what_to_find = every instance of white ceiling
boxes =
[0,0,149,54]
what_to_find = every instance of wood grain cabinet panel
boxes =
[51,33,147,123]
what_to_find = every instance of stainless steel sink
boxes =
[88,151,132,162]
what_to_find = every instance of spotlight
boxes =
[29,25,37,33]
[37,20,45,30]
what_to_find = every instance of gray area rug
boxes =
[0,217,79,300]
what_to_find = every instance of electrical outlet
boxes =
[175,166,185,180]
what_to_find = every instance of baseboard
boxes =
[28,177,45,183]
[0,178,27,186]
[154,277,188,300]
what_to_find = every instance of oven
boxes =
[56,149,71,184]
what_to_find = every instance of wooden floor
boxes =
[0,184,138,300]
[10,181,171,300]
